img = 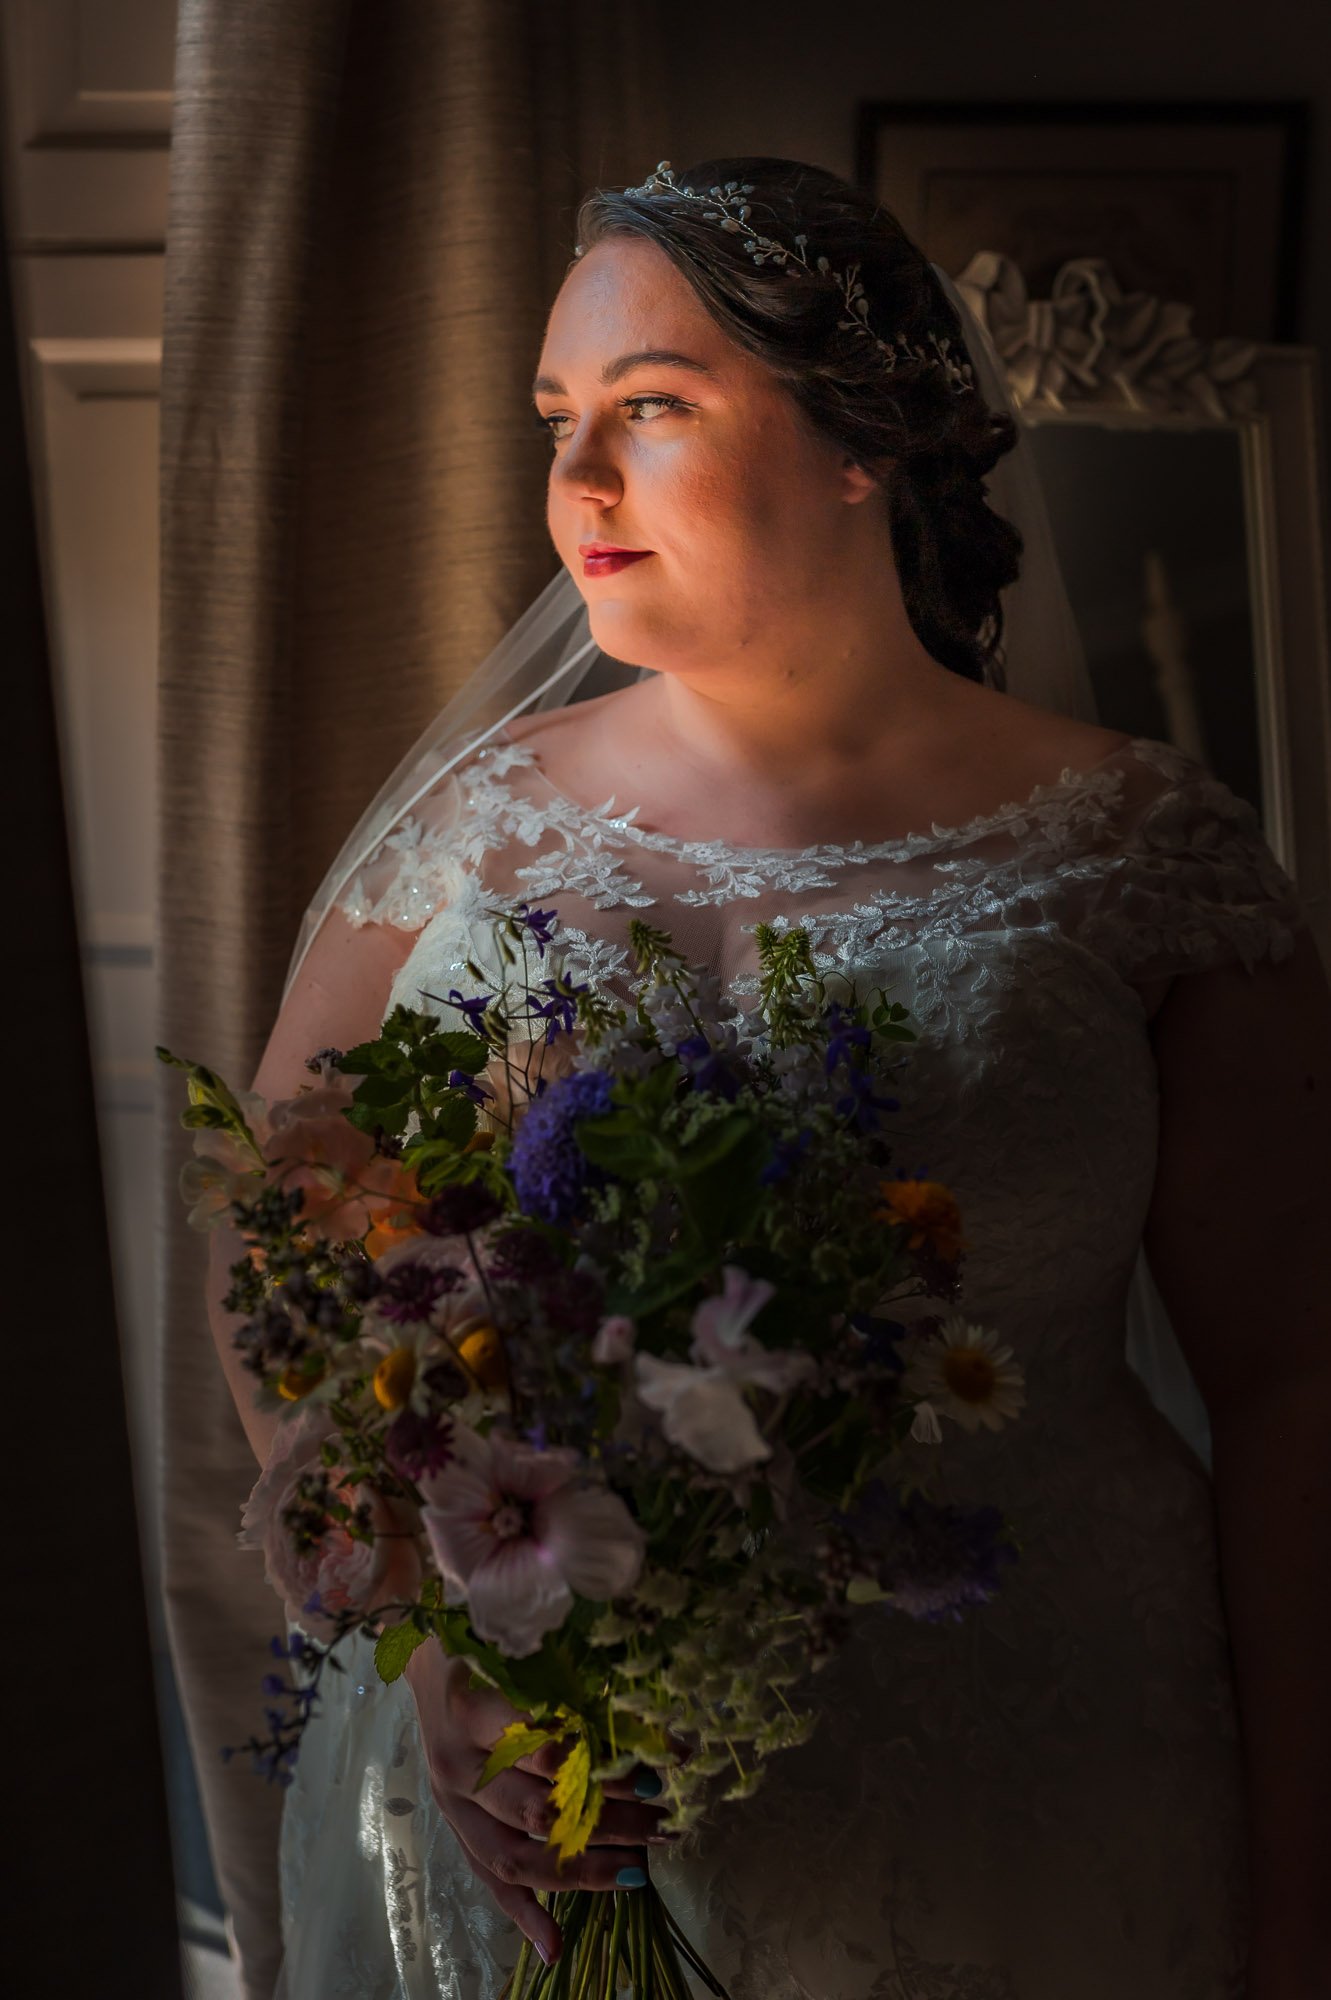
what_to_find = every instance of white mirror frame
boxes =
[959,251,1331,974]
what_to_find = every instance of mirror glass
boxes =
[1022,421,1263,815]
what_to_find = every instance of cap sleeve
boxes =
[1074,741,1310,988]
[334,768,468,933]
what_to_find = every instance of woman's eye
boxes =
[534,393,683,444]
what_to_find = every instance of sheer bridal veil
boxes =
[282,265,1215,1474]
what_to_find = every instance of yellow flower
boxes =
[277,1360,327,1402]
[454,1320,508,1392]
[900,1316,1026,1434]
[874,1177,967,1261]
[373,1345,418,1411]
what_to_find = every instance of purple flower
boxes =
[376,1257,468,1324]
[515,902,559,957]
[533,1262,604,1339]
[386,1407,455,1481]
[823,1002,871,1073]
[448,1068,496,1108]
[841,1479,1018,1623]
[422,1182,504,1235]
[760,1125,813,1186]
[439,988,493,1031]
[507,1068,614,1225]
[486,1225,562,1281]
[525,975,589,1045]
[675,1032,743,1101]
[823,1002,899,1133]
[848,1312,909,1372]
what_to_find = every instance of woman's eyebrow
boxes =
[531,349,716,397]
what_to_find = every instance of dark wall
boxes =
[666,0,1328,375]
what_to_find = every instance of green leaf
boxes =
[630,1058,679,1118]
[421,1095,482,1146]
[431,1610,539,1711]
[417,1031,491,1078]
[342,1097,410,1139]
[181,1104,229,1130]
[477,1720,570,1791]
[337,1040,400,1076]
[157,1049,265,1165]
[670,1111,760,1179]
[574,1124,668,1179]
[374,1619,428,1683]
[603,1245,708,1320]
[350,1074,412,1110]
[678,1122,774,1248]
[846,1575,889,1605]
[548,1734,592,1856]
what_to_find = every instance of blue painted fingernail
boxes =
[616,1865,647,1889]
[633,1768,663,1799]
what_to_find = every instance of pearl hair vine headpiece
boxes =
[579,159,976,396]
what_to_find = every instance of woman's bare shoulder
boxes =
[940,676,1133,775]
[498,687,630,750]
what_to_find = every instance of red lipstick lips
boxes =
[579,543,653,578]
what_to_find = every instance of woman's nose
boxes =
[550,422,624,503]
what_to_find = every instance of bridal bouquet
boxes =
[159,902,1025,2000]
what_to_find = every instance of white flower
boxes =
[633,1265,814,1474]
[900,1316,1026,1434]
[909,1399,944,1444]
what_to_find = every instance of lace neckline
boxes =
[484,721,1154,863]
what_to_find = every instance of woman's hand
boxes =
[403,1637,680,1967]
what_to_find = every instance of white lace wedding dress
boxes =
[275,724,1307,2000]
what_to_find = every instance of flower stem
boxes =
[604,1892,630,1997]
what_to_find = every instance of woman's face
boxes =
[532,234,883,678]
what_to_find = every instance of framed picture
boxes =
[855,101,1308,340]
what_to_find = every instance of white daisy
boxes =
[900,1316,1026,1434]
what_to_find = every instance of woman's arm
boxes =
[206,905,418,1469]
[1144,924,1331,1987]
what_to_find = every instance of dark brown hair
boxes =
[572,156,1022,688]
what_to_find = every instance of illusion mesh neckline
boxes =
[489,720,1146,862]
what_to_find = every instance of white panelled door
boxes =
[0,1,235,1985]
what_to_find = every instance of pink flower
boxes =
[239,1406,399,1641]
[591,1314,636,1365]
[418,1426,645,1657]
[260,1069,411,1243]
[634,1264,814,1474]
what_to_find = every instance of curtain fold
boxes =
[155,6,669,1990]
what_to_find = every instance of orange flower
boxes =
[260,1076,421,1244]
[874,1177,968,1261]
[363,1165,427,1259]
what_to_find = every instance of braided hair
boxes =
[572,156,1022,689]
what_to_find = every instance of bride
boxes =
[208,158,1329,1997]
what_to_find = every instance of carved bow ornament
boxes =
[955,250,1260,420]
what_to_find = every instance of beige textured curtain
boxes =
[155,6,669,1991]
